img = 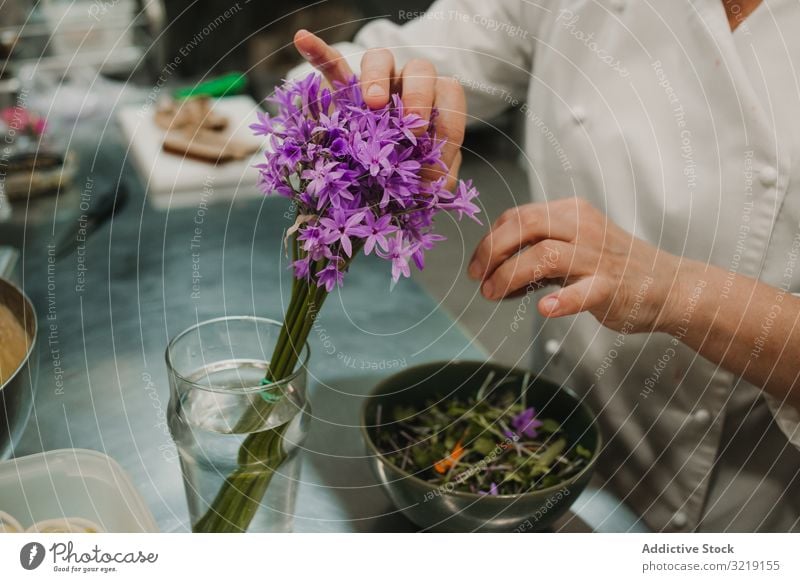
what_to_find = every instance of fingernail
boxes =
[541,295,559,314]
[366,84,384,98]
[482,281,494,299]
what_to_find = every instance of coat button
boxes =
[572,106,587,124]
[671,512,688,529]
[714,369,733,384]
[759,166,777,187]
[544,339,561,356]
[692,408,711,425]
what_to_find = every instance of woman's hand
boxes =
[468,197,685,334]
[293,29,466,189]
[469,198,800,407]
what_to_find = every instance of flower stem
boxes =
[192,283,326,533]
[191,242,358,533]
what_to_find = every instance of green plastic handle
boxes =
[173,72,248,100]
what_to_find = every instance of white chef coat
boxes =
[296,0,800,531]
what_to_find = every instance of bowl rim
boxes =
[0,277,38,392]
[360,359,602,500]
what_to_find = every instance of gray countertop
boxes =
[6,119,643,533]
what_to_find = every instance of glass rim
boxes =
[164,315,310,395]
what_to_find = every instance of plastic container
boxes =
[0,449,158,532]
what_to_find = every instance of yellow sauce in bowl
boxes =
[0,304,30,385]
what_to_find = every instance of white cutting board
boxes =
[117,95,267,210]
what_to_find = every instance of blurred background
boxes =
[0,0,533,366]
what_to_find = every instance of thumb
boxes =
[539,276,609,317]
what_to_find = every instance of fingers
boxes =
[444,151,463,191]
[293,35,460,185]
[492,197,585,231]
[420,77,466,183]
[481,241,574,300]
[432,76,466,171]
[424,150,462,191]
[294,29,354,86]
[468,203,579,281]
[400,59,437,134]
[539,276,610,317]
[360,48,396,109]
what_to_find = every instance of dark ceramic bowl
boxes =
[361,360,600,532]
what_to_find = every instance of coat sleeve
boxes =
[289,0,550,122]
[762,292,800,447]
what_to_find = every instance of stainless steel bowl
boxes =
[361,360,600,532]
[0,247,38,459]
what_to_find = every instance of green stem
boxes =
[192,285,326,533]
[192,247,360,533]
[229,277,310,435]
[193,425,288,533]
[272,286,313,380]
[268,281,310,379]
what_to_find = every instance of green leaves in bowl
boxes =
[373,372,593,496]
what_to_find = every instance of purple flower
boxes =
[317,260,344,292]
[249,111,273,136]
[318,209,365,257]
[277,139,303,167]
[440,179,482,224]
[291,256,311,281]
[252,72,483,290]
[511,407,543,439]
[354,138,396,179]
[479,482,500,496]
[378,232,415,283]
[297,224,330,261]
[392,103,429,144]
[300,159,349,209]
[329,137,348,157]
[410,232,444,270]
[351,212,397,255]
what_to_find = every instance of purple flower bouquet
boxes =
[193,73,481,532]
